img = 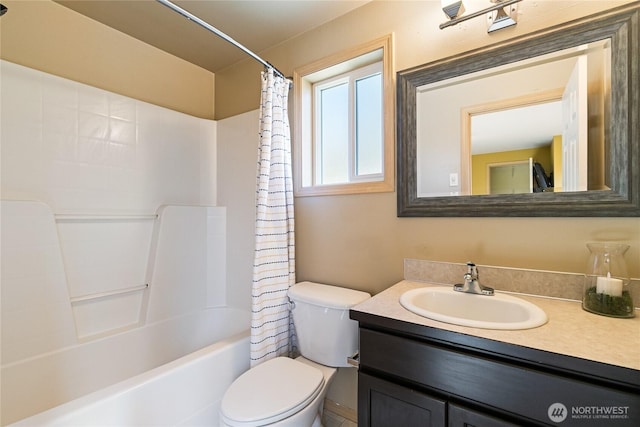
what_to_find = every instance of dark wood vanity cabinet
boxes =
[354,322,640,427]
[359,372,516,427]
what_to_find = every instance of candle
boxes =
[596,273,623,297]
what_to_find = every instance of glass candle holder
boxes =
[583,243,634,318]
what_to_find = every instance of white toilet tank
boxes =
[288,281,370,367]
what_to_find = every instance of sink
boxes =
[399,286,548,330]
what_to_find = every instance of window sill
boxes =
[294,180,394,197]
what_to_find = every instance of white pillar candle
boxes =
[596,274,623,297]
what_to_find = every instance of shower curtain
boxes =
[250,68,296,367]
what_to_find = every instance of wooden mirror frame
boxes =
[397,5,639,217]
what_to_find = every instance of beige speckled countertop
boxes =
[352,280,640,371]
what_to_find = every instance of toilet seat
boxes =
[220,357,325,426]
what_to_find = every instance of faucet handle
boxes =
[455,262,493,295]
[466,262,478,279]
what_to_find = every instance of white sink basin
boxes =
[399,286,548,330]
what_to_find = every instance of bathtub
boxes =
[3,308,250,426]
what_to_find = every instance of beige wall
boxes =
[0,0,215,119]
[216,0,639,295]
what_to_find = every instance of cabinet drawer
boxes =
[360,329,640,426]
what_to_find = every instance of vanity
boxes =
[361,3,640,423]
[350,280,640,426]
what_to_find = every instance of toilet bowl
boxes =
[220,282,370,427]
[220,356,336,427]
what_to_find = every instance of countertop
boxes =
[351,280,640,373]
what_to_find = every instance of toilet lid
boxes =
[221,357,324,426]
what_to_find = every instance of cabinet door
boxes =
[449,404,519,427]
[359,372,446,427]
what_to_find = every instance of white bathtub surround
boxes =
[146,205,228,322]
[251,69,296,366]
[8,330,250,427]
[0,201,75,364]
[0,60,217,213]
[1,202,237,425]
[0,59,221,341]
[0,202,228,356]
[1,61,250,426]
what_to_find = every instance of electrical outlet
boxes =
[449,173,459,187]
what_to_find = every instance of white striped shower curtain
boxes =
[250,68,296,367]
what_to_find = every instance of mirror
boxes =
[397,6,639,216]
[417,40,609,197]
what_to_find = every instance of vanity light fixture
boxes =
[440,0,522,32]
[441,0,465,20]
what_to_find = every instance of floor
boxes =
[322,409,357,427]
[322,403,357,427]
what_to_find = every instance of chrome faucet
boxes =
[453,262,494,296]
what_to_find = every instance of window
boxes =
[294,35,394,196]
[314,62,383,185]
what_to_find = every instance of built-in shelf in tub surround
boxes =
[352,280,640,372]
[1,201,228,356]
[55,210,159,340]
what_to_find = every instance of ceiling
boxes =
[53,0,370,74]
[471,101,563,155]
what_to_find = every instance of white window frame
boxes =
[293,34,394,197]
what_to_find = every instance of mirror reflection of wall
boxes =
[416,40,610,198]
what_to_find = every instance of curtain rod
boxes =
[155,0,287,79]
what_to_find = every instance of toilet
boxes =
[220,281,371,427]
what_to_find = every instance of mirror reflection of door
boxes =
[487,158,533,194]
[561,55,588,192]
